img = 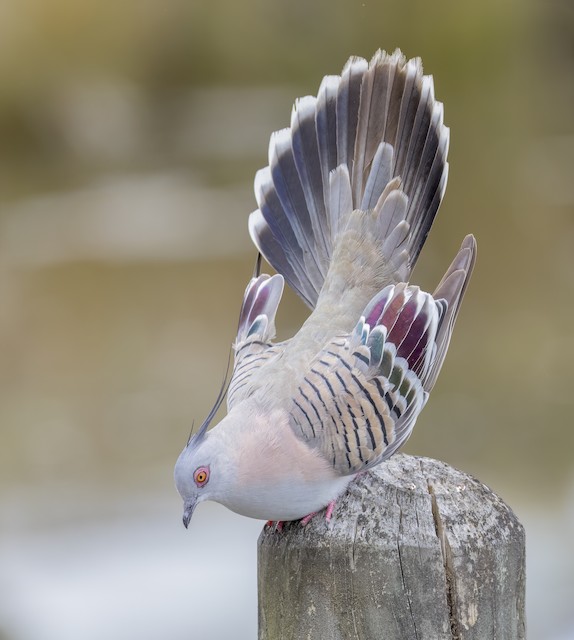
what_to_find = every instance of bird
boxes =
[174,49,476,528]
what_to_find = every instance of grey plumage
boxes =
[175,50,476,525]
[249,50,449,309]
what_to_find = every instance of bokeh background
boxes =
[0,1,572,638]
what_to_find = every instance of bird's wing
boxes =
[288,236,476,475]
[227,273,286,410]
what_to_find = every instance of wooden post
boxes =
[258,454,525,640]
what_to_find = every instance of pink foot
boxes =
[299,511,316,527]
[300,499,337,527]
[324,499,336,521]
[265,520,284,532]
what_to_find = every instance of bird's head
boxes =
[174,372,233,528]
[174,429,230,528]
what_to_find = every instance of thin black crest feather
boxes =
[185,419,195,447]
[187,350,232,447]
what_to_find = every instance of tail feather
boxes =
[249,49,450,309]
[316,75,339,206]
[336,57,368,170]
[352,51,401,203]
[373,184,411,281]
[291,96,330,264]
[360,142,394,210]
[327,165,353,241]
[248,208,313,306]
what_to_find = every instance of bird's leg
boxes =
[300,499,337,527]
[299,512,316,527]
[266,499,338,531]
[324,499,336,521]
[265,520,284,533]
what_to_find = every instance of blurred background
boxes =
[0,0,572,638]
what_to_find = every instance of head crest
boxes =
[187,352,232,448]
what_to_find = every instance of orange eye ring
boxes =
[194,466,210,487]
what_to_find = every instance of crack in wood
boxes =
[257,455,525,640]
[427,478,460,640]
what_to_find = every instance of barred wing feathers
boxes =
[290,237,476,475]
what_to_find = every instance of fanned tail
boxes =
[248,49,449,309]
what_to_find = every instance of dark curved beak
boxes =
[182,499,197,529]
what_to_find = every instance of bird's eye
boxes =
[194,466,210,487]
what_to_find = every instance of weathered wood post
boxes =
[258,454,525,640]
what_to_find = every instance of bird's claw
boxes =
[265,520,284,533]
[300,499,337,527]
[266,500,337,532]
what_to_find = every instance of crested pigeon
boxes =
[174,50,476,527]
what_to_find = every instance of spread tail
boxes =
[249,49,449,309]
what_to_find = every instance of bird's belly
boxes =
[218,475,353,522]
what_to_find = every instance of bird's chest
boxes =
[218,412,352,521]
[220,473,352,522]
